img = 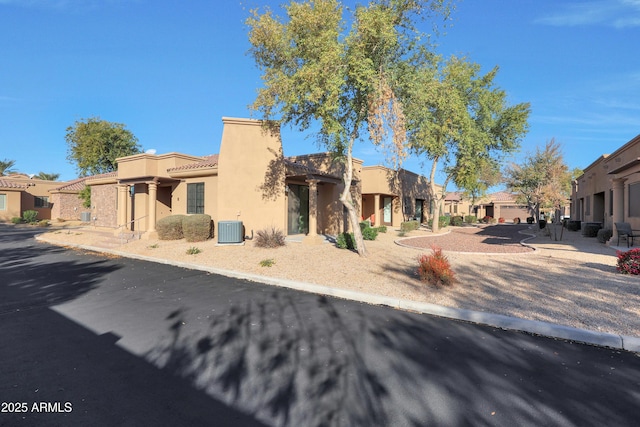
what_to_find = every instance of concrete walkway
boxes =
[35,226,640,353]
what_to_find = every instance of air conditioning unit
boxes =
[81,212,91,222]
[217,221,243,244]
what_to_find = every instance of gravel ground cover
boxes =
[38,222,640,338]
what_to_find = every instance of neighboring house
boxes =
[443,192,472,217]
[0,174,63,221]
[572,133,640,242]
[49,177,90,221]
[476,191,530,222]
[83,117,438,241]
[361,166,438,227]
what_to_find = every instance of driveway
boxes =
[1,224,640,426]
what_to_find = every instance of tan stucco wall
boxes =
[117,152,203,180]
[217,117,287,235]
[0,176,62,220]
[0,190,22,220]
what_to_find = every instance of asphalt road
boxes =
[1,224,639,426]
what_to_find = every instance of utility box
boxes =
[217,221,243,244]
[80,212,91,222]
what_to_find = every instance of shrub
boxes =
[37,220,49,227]
[23,210,38,224]
[539,219,547,229]
[157,215,186,240]
[186,246,201,255]
[450,216,463,226]
[255,227,286,248]
[401,220,420,232]
[616,248,640,275]
[597,228,613,244]
[259,258,276,267]
[513,217,521,224]
[11,217,22,224]
[526,217,534,224]
[376,225,387,233]
[427,216,449,229]
[183,214,212,242]
[481,215,493,224]
[498,217,505,223]
[567,220,581,231]
[359,221,371,231]
[362,226,378,241]
[464,215,477,224]
[417,245,455,286]
[336,232,356,250]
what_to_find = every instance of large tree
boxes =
[401,56,530,232]
[505,138,571,223]
[35,172,60,181]
[0,158,17,176]
[247,0,452,256]
[66,116,141,177]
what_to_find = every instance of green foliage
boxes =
[66,116,141,176]
[450,215,463,226]
[597,228,613,244]
[259,258,276,268]
[186,246,201,255]
[464,215,477,224]
[567,220,580,231]
[616,248,640,275]
[376,225,387,233]
[336,232,356,250]
[22,210,38,224]
[147,244,159,249]
[157,215,186,240]
[35,172,60,181]
[583,223,601,237]
[417,246,455,286]
[0,158,17,176]
[37,220,49,227]
[183,214,212,242]
[11,217,22,224]
[362,226,379,241]
[255,227,286,248]
[427,216,449,229]
[78,185,91,209]
[401,220,420,232]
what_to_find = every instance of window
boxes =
[187,183,205,214]
[629,183,640,217]
[0,194,6,211]
[34,196,49,208]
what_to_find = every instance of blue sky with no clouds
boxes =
[1,0,639,188]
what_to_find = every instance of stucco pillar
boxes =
[373,194,380,226]
[117,185,128,229]
[611,178,625,243]
[303,179,322,245]
[147,181,157,233]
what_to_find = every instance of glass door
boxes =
[383,196,392,224]
[287,184,309,234]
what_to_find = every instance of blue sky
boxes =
[1,0,639,188]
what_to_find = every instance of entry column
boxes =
[117,185,128,229]
[148,181,158,233]
[303,179,323,245]
[611,178,625,243]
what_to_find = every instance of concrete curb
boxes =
[36,236,640,353]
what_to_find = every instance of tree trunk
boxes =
[428,157,442,233]
[339,138,367,257]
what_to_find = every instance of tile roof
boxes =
[0,178,27,189]
[489,191,517,202]
[167,154,219,172]
[445,192,463,202]
[284,159,341,180]
[52,177,89,192]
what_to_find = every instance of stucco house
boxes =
[572,133,640,243]
[82,117,438,242]
[476,191,530,222]
[0,174,66,221]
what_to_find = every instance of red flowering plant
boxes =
[616,248,640,275]
[417,245,456,286]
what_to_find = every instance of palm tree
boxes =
[0,159,17,176]
[35,172,61,181]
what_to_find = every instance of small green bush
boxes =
[427,216,449,229]
[376,225,387,233]
[37,220,49,227]
[259,258,276,267]
[362,226,379,241]
[359,221,371,231]
[23,210,38,224]
[450,216,463,226]
[255,227,286,248]
[597,228,613,244]
[464,215,477,224]
[183,214,212,242]
[616,248,640,275]
[11,217,22,224]
[567,220,581,231]
[417,246,455,286]
[336,232,356,250]
[583,223,601,238]
[157,215,186,240]
[401,220,419,232]
[186,246,201,255]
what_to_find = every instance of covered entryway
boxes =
[287,183,309,235]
